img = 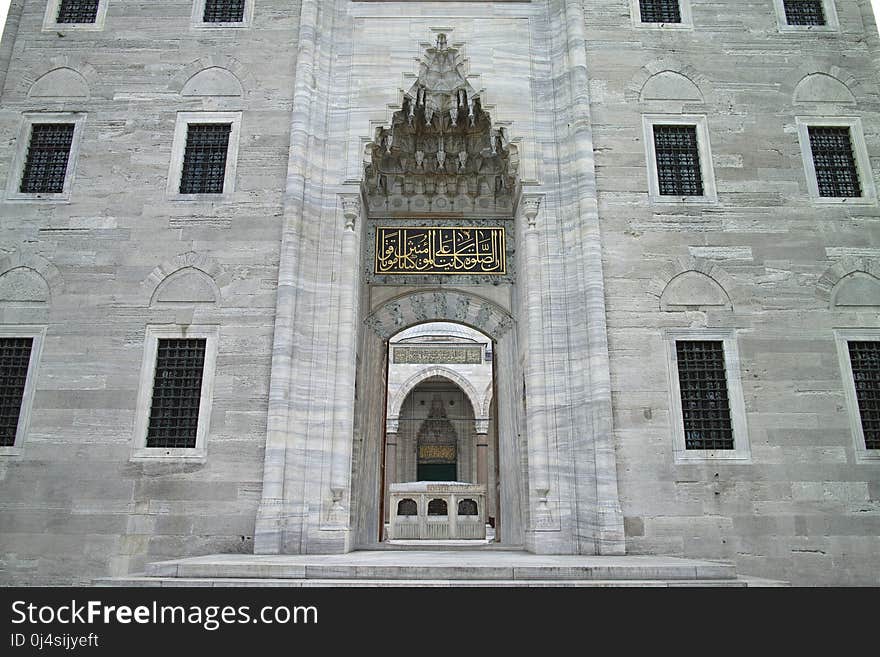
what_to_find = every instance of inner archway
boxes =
[381,322,498,540]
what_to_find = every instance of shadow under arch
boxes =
[352,288,527,549]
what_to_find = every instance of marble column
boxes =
[563,0,625,554]
[254,0,321,554]
[327,194,362,529]
[383,417,398,525]
[475,418,489,495]
[522,194,553,530]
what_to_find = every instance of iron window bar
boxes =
[56,0,100,23]
[19,124,75,194]
[203,0,246,23]
[783,0,826,26]
[179,123,232,194]
[653,124,704,196]
[0,338,33,447]
[808,126,861,197]
[676,341,734,450]
[146,339,206,449]
[640,0,682,23]
[848,341,880,450]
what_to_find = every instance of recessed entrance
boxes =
[381,322,498,541]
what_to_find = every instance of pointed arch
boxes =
[388,367,483,421]
[145,251,223,306]
[0,251,63,302]
[793,72,856,105]
[649,256,746,311]
[626,58,713,103]
[29,67,90,99]
[817,257,880,308]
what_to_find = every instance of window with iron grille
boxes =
[146,339,206,449]
[639,0,682,23]
[179,123,232,194]
[783,0,826,26]
[0,338,33,447]
[653,125,704,196]
[19,124,75,194]
[203,0,245,23]
[56,0,100,23]
[675,341,734,450]
[848,341,880,450]
[808,126,861,198]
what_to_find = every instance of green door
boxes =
[418,463,457,481]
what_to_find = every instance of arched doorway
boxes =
[379,322,500,540]
[350,292,525,548]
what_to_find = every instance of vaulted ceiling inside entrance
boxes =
[363,34,519,217]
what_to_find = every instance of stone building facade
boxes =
[0,0,878,586]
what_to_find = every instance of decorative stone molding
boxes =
[520,194,543,228]
[145,252,223,305]
[385,418,399,434]
[793,72,856,105]
[660,270,732,311]
[0,251,63,302]
[340,194,361,231]
[388,366,485,419]
[363,33,520,217]
[784,62,866,106]
[182,67,244,98]
[474,417,490,435]
[626,58,713,104]
[648,256,747,311]
[171,56,254,98]
[817,257,880,307]
[18,56,99,100]
[640,70,703,103]
[365,289,514,341]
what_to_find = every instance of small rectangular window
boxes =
[203,0,245,23]
[146,338,207,449]
[179,123,232,194]
[808,126,861,198]
[56,0,100,23]
[19,124,76,195]
[783,0,826,26]
[847,341,880,450]
[639,0,682,23]
[675,340,734,450]
[0,338,33,448]
[653,125,704,196]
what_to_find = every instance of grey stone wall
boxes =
[588,0,880,585]
[0,0,877,586]
[0,0,299,584]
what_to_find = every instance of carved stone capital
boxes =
[386,418,399,434]
[474,417,490,434]
[521,194,543,228]
[340,194,361,231]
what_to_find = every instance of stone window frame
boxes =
[191,0,254,30]
[42,0,110,32]
[0,326,46,457]
[795,116,877,205]
[5,113,88,203]
[165,111,242,202]
[629,0,693,30]
[130,324,219,461]
[663,328,751,463]
[833,329,880,463]
[642,114,718,204]
[773,0,839,33]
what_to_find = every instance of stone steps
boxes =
[95,550,789,587]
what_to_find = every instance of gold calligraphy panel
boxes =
[393,347,482,364]
[375,227,505,275]
[418,444,457,463]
